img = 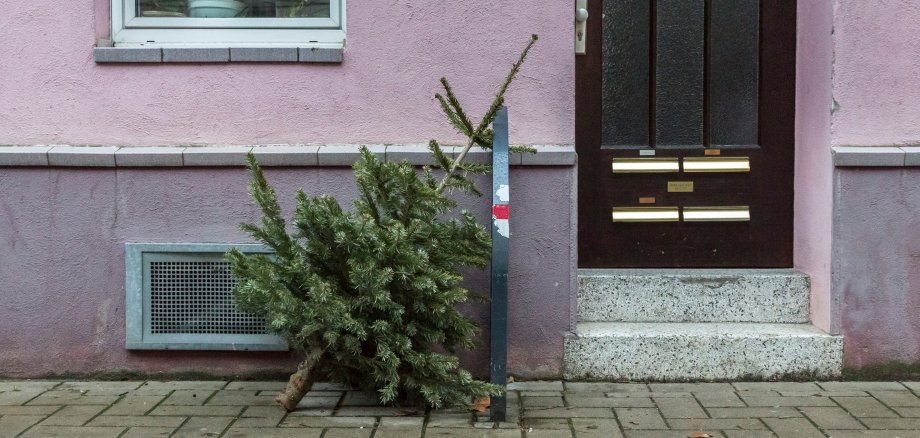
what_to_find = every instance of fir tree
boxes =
[227,35,538,412]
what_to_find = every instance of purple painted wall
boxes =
[0,166,575,378]
[830,1,920,366]
[0,1,574,147]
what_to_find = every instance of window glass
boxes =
[137,0,331,19]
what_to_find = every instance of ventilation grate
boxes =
[125,243,287,351]
[149,261,267,335]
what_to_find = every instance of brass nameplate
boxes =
[667,181,694,193]
[704,148,721,156]
[638,197,656,204]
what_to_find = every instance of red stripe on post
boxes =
[492,204,510,220]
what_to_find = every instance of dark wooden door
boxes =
[576,0,796,268]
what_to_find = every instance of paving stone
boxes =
[894,407,920,417]
[819,382,908,391]
[654,397,707,418]
[161,389,215,405]
[224,381,287,391]
[0,381,61,392]
[525,430,573,438]
[0,415,46,436]
[102,395,164,415]
[861,418,920,429]
[26,391,120,405]
[733,382,821,393]
[523,418,572,429]
[649,383,734,393]
[522,391,564,397]
[0,389,48,405]
[135,381,227,395]
[0,405,59,415]
[19,425,125,437]
[833,396,899,417]
[427,412,474,427]
[608,392,693,399]
[566,383,648,393]
[284,407,335,417]
[624,432,721,438]
[510,382,566,392]
[240,406,284,418]
[57,382,143,395]
[378,416,425,428]
[87,415,186,427]
[723,431,778,438]
[120,427,177,437]
[524,396,566,408]
[224,427,324,437]
[375,427,423,438]
[739,395,836,407]
[800,406,865,430]
[321,429,372,438]
[335,406,423,416]
[149,405,243,416]
[572,418,623,437]
[823,431,920,438]
[615,408,667,429]
[869,390,920,406]
[311,382,352,391]
[39,404,107,425]
[340,391,380,406]
[694,391,746,407]
[761,417,824,437]
[566,397,655,408]
[171,416,233,438]
[227,417,283,428]
[206,390,277,406]
[425,428,521,437]
[776,391,868,397]
[667,419,767,430]
[279,416,376,428]
[707,407,801,419]
[525,407,615,418]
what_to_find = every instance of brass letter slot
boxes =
[612,207,679,222]
[612,158,679,173]
[682,206,750,222]
[683,157,750,173]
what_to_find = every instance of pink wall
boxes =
[831,0,920,147]
[0,1,574,146]
[794,0,834,333]
[0,166,576,378]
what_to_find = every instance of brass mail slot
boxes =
[683,206,751,222]
[683,157,750,173]
[612,207,680,223]
[611,158,680,173]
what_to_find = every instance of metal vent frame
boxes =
[125,243,287,351]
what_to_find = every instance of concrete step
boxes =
[564,322,842,381]
[578,269,810,323]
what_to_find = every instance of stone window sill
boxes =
[94,46,343,63]
[0,145,576,168]
[832,146,920,167]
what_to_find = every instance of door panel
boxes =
[576,0,796,268]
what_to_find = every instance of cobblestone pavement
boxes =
[5,381,920,437]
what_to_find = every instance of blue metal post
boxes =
[490,106,510,422]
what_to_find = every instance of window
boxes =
[111,0,345,47]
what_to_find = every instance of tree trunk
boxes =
[276,353,321,411]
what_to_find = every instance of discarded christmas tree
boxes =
[227,35,538,412]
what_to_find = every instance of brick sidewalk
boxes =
[3,380,920,437]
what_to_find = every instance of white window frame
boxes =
[111,0,346,47]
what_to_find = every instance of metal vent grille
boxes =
[149,261,267,335]
[125,243,287,351]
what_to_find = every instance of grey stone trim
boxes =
[903,147,920,166]
[298,47,343,63]
[230,47,298,62]
[0,144,576,167]
[162,47,230,63]
[48,146,118,167]
[94,47,163,63]
[95,46,344,63]
[832,146,913,167]
[183,146,252,166]
[115,147,184,167]
[0,146,51,166]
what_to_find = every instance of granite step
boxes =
[563,322,842,381]
[578,269,810,323]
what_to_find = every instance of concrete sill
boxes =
[94,46,343,63]
[0,144,576,168]
[832,146,920,167]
